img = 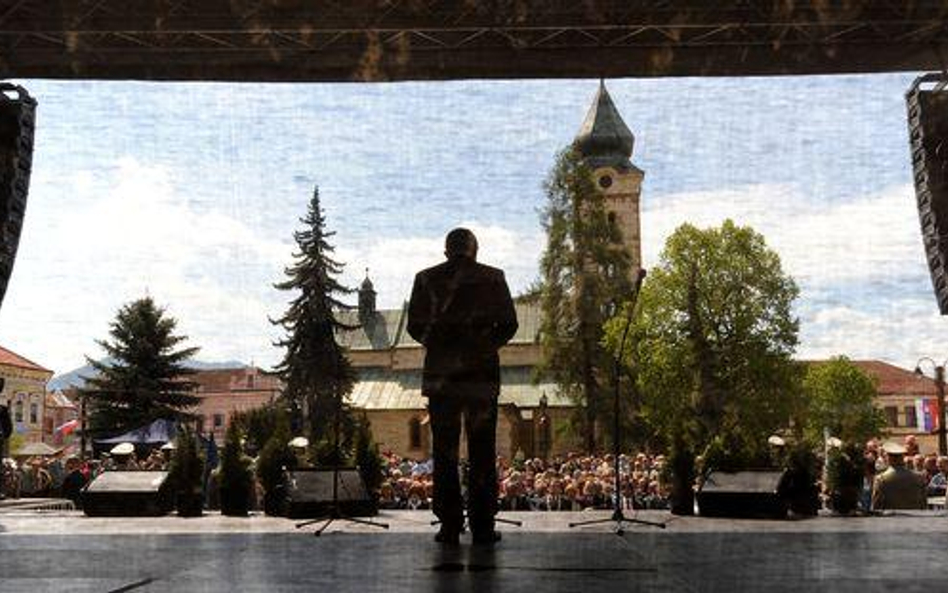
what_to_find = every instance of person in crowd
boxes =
[872,442,927,511]
[61,456,87,508]
[110,443,139,470]
[926,456,948,497]
[0,397,11,499]
[860,453,877,512]
[904,434,920,457]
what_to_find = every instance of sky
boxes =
[0,72,943,376]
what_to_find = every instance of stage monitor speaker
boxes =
[697,471,787,519]
[0,83,35,311]
[283,468,376,519]
[82,471,173,517]
[908,73,948,314]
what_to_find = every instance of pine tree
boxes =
[271,187,356,449]
[537,147,634,452]
[82,296,200,438]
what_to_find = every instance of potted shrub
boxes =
[354,418,383,513]
[779,443,821,516]
[256,427,293,516]
[218,423,253,517]
[168,426,205,517]
[669,435,696,516]
[826,442,862,515]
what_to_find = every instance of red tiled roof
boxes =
[0,344,51,373]
[45,390,77,409]
[850,360,939,397]
[192,367,282,394]
[805,359,937,397]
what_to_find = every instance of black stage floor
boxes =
[1,511,946,592]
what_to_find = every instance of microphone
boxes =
[633,268,647,294]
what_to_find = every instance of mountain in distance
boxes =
[48,358,249,391]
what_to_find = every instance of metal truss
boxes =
[0,1,945,80]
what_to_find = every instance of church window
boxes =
[14,400,22,422]
[29,402,38,424]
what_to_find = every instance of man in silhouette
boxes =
[408,228,518,544]
[0,379,10,499]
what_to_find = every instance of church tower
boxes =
[573,81,644,273]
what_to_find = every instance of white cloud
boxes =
[641,183,923,288]
[0,158,292,372]
[337,222,544,309]
[0,164,940,376]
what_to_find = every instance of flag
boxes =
[919,399,938,433]
[55,419,79,436]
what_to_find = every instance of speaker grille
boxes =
[908,74,948,314]
[0,83,35,311]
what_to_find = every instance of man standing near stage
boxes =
[0,398,11,499]
[407,228,518,545]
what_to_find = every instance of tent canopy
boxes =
[95,419,177,445]
[14,441,61,457]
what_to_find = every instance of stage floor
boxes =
[1,510,946,592]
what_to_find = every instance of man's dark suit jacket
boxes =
[0,404,11,440]
[407,256,518,396]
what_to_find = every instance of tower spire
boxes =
[573,81,635,170]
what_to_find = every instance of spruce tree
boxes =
[272,187,356,449]
[537,147,634,452]
[82,296,200,437]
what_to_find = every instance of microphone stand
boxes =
[296,351,389,536]
[570,269,666,535]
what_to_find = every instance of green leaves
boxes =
[608,219,802,462]
[801,356,885,446]
[537,148,635,451]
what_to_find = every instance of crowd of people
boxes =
[859,436,948,511]
[7,433,948,515]
[1,446,173,506]
[377,451,671,512]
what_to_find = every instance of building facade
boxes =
[191,366,282,442]
[341,280,579,461]
[0,345,53,445]
[43,390,78,447]
[852,360,942,453]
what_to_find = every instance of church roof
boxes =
[347,366,570,410]
[337,307,406,351]
[338,300,542,351]
[573,81,635,171]
[359,269,375,292]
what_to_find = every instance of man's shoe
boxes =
[471,530,501,545]
[435,527,460,545]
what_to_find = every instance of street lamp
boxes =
[913,357,948,455]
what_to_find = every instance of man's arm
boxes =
[490,271,518,349]
[406,272,431,346]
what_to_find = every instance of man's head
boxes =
[444,228,478,261]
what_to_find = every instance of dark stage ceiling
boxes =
[1,1,947,82]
